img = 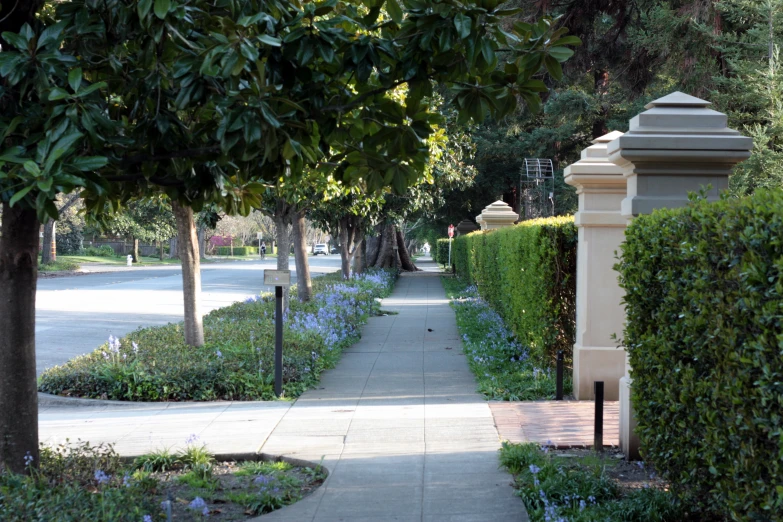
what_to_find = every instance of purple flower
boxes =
[254,474,273,485]
[185,433,200,445]
[94,469,110,485]
[216,350,223,359]
[23,452,33,467]
[143,516,153,522]
[189,497,207,512]
[529,464,541,474]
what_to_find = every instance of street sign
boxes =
[448,224,454,238]
[257,232,263,239]
[264,269,291,287]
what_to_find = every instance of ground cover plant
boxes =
[39,269,396,401]
[442,277,570,400]
[500,442,685,522]
[0,439,325,521]
[38,259,81,272]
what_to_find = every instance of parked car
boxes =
[331,246,339,254]
[313,244,329,255]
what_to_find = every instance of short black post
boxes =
[555,351,564,400]
[274,286,284,397]
[594,381,604,452]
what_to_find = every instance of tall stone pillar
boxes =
[563,131,626,400]
[607,91,753,458]
[475,200,519,231]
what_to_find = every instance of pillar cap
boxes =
[455,219,479,235]
[476,200,518,230]
[564,131,626,188]
[607,91,753,160]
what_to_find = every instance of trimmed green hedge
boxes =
[216,246,258,256]
[616,189,783,519]
[452,216,577,365]
[433,238,450,266]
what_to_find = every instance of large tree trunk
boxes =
[352,238,365,275]
[396,228,419,271]
[273,198,293,308]
[169,236,179,259]
[291,209,312,302]
[0,203,40,473]
[172,202,204,347]
[159,241,164,261]
[373,224,395,269]
[365,226,381,267]
[41,219,55,264]
[132,238,139,263]
[337,215,363,279]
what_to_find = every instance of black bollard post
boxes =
[594,381,604,452]
[275,285,283,397]
[556,351,564,400]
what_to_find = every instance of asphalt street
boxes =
[35,255,343,375]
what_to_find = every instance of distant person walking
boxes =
[260,241,267,260]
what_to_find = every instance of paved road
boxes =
[35,255,343,375]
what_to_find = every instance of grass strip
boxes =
[442,276,571,400]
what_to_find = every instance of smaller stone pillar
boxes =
[607,91,753,458]
[455,219,479,236]
[563,131,626,401]
[475,201,519,230]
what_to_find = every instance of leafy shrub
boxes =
[500,442,684,522]
[616,189,783,519]
[452,216,577,365]
[433,238,450,266]
[84,245,116,257]
[39,269,396,401]
[216,246,257,256]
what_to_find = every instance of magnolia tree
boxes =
[0,0,577,472]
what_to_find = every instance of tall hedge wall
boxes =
[433,238,450,266]
[616,190,783,519]
[452,216,577,364]
[216,246,258,256]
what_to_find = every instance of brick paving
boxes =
[490,400,620,449]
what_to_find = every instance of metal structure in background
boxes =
[264,269,291,397]
[520,158,556,220]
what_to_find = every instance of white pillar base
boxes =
[619,376,640,459]
[572,344,625,400]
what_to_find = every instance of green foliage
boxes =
[499,443,684,522]
[0,441,158,521]
[215,246,257,256]
[443,277,570,400]
[616,189,783,520]
[38,259,80,272]
[133,448,178,473]
[38,270,396,401]
[83,245,116,257]
[452,217,577,365]
[433,238,450,266]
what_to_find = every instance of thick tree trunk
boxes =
[337,215,363,279]
[172,202,204,347]
[365,227,381,267]
[352,238,365,275]
[41,219,55,264]
[0,203,40,473]
[132,238,139,263]
[169,236,179,259]
[291,210,312,302]
[197,228,206,259]
[373,224,395,268]
[159,241,164,261]
[274,198,292,308]
[396,228,419,271]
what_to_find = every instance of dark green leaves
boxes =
[154,0,171,20]
[385,0,403,24]
[454,13,471,39]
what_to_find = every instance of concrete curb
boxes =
[37,392,287,409]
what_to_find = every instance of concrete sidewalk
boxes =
[38,261,527,521]
[255,267,526,521]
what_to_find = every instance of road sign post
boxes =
[447,224,454,268]
[264,270,291,397]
